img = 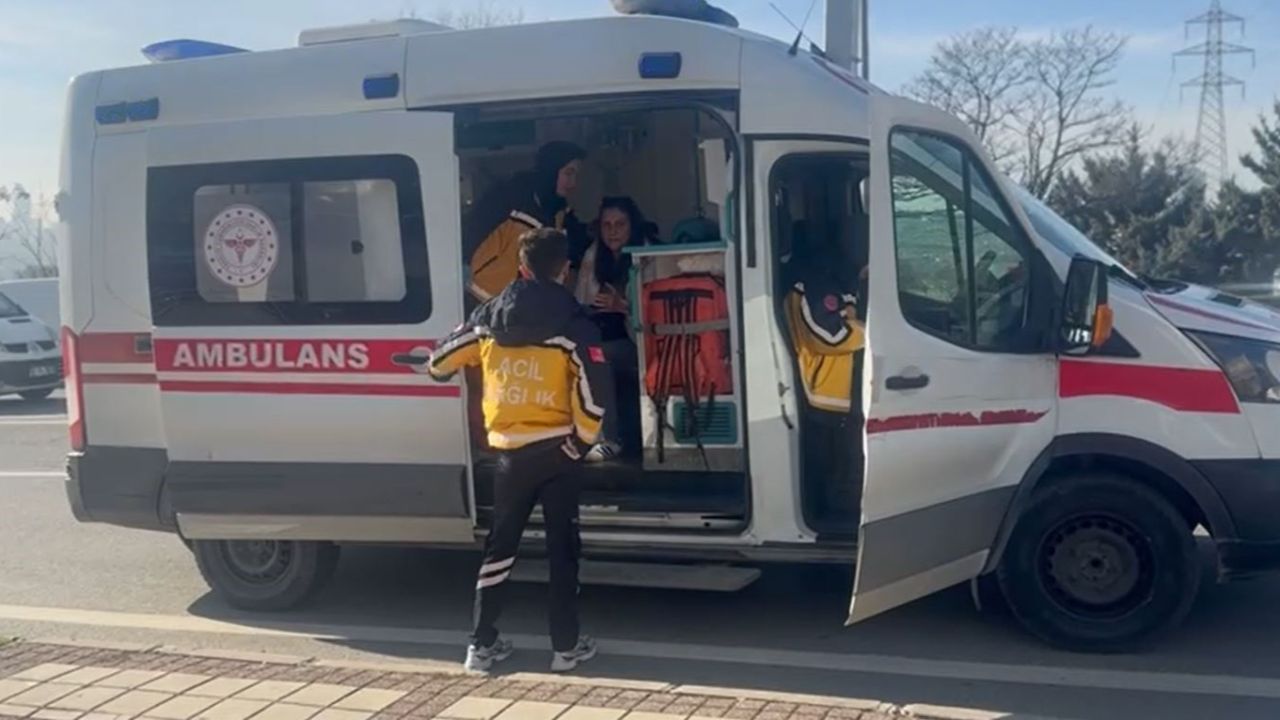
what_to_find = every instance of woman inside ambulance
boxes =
[573,196,655,462]
[466,142,589,302]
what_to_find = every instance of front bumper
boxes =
[1194,460,1280,579]
[0,355,62,392]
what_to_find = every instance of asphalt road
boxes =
[3,394,1280,719]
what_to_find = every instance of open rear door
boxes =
[850,97,1058,623]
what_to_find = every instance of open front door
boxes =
[850,98,1058,622]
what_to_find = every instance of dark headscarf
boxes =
[533,141,586,211]
[463,141,585,260]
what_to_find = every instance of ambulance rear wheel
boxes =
[997,474,1200,652]
[19,388,54,401]
[193,540,340,611]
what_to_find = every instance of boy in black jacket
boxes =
[431,228,614,673]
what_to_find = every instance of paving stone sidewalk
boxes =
[0,640,1042,720]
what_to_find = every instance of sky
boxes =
[1,0,1278,202]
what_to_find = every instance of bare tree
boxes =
[903,27,1029,166]
[905,26,1131,199]
[1015,27,1130,198]
[0,184,58,278]
[403,0,524,29]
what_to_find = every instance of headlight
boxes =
[1188,331,1280,403]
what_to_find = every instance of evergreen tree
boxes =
[1047,125,1204,278]
[1233,101,1280,283]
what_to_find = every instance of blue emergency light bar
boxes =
[639,52,682,79]
[142,39,248,63]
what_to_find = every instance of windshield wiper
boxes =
[1137,273,1187,294]
[1107,264,1146,290]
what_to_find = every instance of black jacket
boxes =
[430,280,616,454]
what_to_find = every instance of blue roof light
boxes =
[141,39,248,63]
[363,73,400,100]
[639,52,682,79]
[127,98,160,122]
[94,102,128,125]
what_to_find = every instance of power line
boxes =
[1174,0,1255,190]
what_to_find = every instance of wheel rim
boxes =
[220,540,294,585]
[1038,513,1155,619]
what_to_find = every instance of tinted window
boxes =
[148,155,428,327]
[890,130,1032,350]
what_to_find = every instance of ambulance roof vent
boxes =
[298,18,452,47]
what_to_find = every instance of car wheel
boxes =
[997,473,1200,652]
[193,539,339,611]
[19,388,54,401]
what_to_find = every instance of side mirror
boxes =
[1059,256,1113,355]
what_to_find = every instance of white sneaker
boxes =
[464,637,514,673]
[584,443,621,463]
[550,636,597,673]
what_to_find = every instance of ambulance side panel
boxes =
[144,111,471,544]
[65,38,475,540]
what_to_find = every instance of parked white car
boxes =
[0,287,62,400]
[0,278,60,330]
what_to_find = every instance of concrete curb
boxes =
[904,704,1069,720]
[671,685,885,711]
[155,646,313,665]
[310,657,469,677]
[34,638,159,653]
[506,672,672,692]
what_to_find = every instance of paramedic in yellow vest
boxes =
[784,233,866,517]
[466,142,588,302]
[430,228,613,675]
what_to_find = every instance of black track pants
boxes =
[472,437,582,652]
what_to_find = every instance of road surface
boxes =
[3,394,1280,719]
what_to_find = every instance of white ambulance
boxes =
[58,10,1280,651]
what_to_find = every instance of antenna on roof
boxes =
[772,0,820,56]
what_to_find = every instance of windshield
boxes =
[0,292,26,319]
[1011,186,1125,267]
[1011,186,1148,288]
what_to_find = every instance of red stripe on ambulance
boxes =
[152,338,435,374]
[867,409,1048,435]
[1059,359,1239,414]
[157,380,460,397]
[79,332,153,363]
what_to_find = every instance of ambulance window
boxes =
[302,180,407,304]
[147,154,428,326]
[889,130,1031,350]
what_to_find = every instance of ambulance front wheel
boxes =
[997,473,1201,652]
[193,540,340,611]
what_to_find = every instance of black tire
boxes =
[997,473,1200,652]
[19,388,54,401]
[193,540,340,611]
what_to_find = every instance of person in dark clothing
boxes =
[573,196,653,461]
[466,142,589,301]
[431,228,614,674]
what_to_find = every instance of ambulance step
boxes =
[508,560,761,592]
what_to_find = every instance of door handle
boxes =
[392,347,433,374]
[885,373,930,391]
